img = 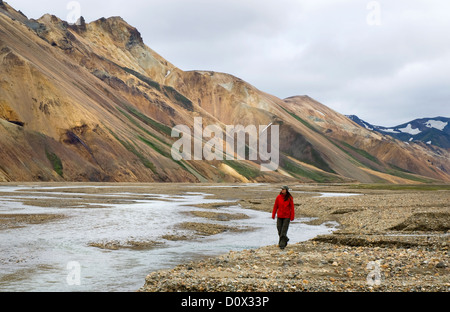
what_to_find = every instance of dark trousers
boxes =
[277,218,290,248]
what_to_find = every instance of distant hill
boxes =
[347,116,450,149]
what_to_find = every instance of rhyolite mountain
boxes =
[347,115,450,149]
[1,2,449,183]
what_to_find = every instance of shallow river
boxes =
[0,185,345,292]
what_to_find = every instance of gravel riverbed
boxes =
[139,184,449,292]
[0,182,448,292]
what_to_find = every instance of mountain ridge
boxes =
[347,115,450,149]
[1,2,449,183]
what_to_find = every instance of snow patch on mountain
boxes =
[425,120,447,131]
[399,124,421,135]
[380,128,400,134]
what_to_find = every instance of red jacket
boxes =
[272,194,295,221]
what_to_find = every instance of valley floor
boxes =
[139,183,450,292]
[0,182,448,292]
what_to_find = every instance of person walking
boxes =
[272,185,295,249]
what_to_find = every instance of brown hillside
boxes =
[0,2,448,183]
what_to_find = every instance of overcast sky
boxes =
[6,0,450,126]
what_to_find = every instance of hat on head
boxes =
[281,185,289,191]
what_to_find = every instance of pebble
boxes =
[139,237,449,292]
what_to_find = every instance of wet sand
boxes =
[0,213,65,230]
